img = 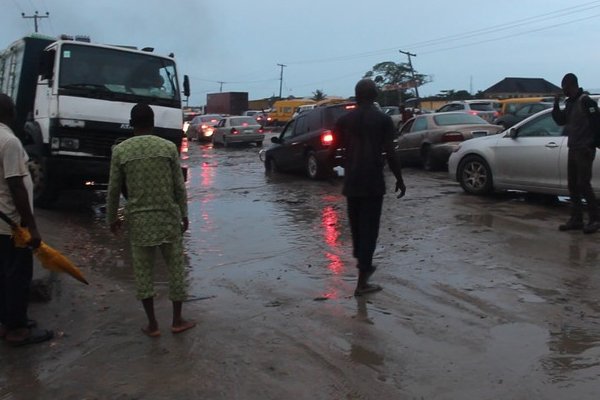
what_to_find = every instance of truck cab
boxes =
[0,35,189,205]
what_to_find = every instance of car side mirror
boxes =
[271,137,280,144]
[509,127,519,139]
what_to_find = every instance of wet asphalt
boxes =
[1,135,600,399]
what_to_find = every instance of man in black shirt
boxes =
[335,79,406,296]
[552,73,600,234]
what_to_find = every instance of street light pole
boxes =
[277,63,286,99]
[21,11,50,33]
[399,50,419,106]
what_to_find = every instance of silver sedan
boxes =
[448,108,600,196]
[211,116,265,147]
[395,112,503,170]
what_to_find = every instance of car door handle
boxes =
[545,142,559,148]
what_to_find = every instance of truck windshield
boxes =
[58,43,180,107]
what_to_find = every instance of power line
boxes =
[283,0,600,65]
[420,12,600,55]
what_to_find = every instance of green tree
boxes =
[363,61,430,106]
[312,89,326,101]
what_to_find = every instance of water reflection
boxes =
[545,326,600,380]
[321,205,343,275]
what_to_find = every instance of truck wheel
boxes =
[27,155,58,207]
[306,151,324,180]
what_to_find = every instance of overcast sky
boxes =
[3,0,600,105]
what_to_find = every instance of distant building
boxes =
[483,77,561,99]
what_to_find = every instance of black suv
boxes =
[262,103,356,179]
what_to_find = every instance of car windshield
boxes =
[58,43,180,106]
[434,113,488,126]
[230,117,258,126]
[469,103,495,111]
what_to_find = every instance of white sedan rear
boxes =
[448,108,600,196]
[212,116,265,147]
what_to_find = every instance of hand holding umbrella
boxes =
[0,210,89,285]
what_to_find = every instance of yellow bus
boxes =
[268,99,315,126]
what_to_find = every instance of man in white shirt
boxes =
[0,93,53,346]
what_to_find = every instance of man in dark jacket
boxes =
[335,79,406,296]
[552,73,600,234]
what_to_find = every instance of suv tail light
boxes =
[231,128,239,135]
[441,132,464,142]
[321,130,334,146]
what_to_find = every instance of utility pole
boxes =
[399,50,419,106]
[21,11,50,33]
[277,63,286,99]
[218,81,225,92]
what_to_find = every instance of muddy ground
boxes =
[1,136,600,400]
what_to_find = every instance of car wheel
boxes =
[421,145,438,171]
[306,151,323,179]
[222,136,228,148]
[458,155,493,195]
[265,156,278,173]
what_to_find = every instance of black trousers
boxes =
[568,147,599,222]
[0,235,33,330]
[346,196,384,271]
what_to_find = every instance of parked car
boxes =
[448,107,600,196]
[255,110,271,126]
[395,112,504,170]
[262,102,357,179]
[242,110,261,117]
[292,104,316,119]
[498,96,554,116]
[436,100,500,123]
[493,102,552,129]
[188,114,222,141]
[211,116,265,147]
[382,106,404,129]
[183,112,200,134]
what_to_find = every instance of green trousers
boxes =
[131,237,187,301]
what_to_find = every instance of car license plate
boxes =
[472,131,487,137]
[244,129,254,134]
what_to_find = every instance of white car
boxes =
[448,107,600,196]
[211,116,265,147]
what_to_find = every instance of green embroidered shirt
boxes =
[106,135,188,246]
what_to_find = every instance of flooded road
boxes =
[2,138,600,399]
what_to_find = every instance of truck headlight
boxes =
[61,138,80,150]
[52,137,80,150]
[59,119,86,128]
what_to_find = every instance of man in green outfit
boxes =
[107,103,194,337]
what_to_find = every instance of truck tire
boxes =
[27,155,58,207]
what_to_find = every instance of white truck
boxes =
[0,34,190,206]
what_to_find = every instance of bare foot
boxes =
[171,320,196,334]
[141,326,161,338]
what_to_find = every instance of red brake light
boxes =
[201,124,208,129]
[468,111,478,115]
[258,128,264,134]
[441,132,464,142]
[321,130,334,146]
[231,128,239,135]
[345,104,357,110]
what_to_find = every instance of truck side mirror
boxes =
[39,50,55,83]
[183,75,190,98]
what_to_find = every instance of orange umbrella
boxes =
[0,211,89,285]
